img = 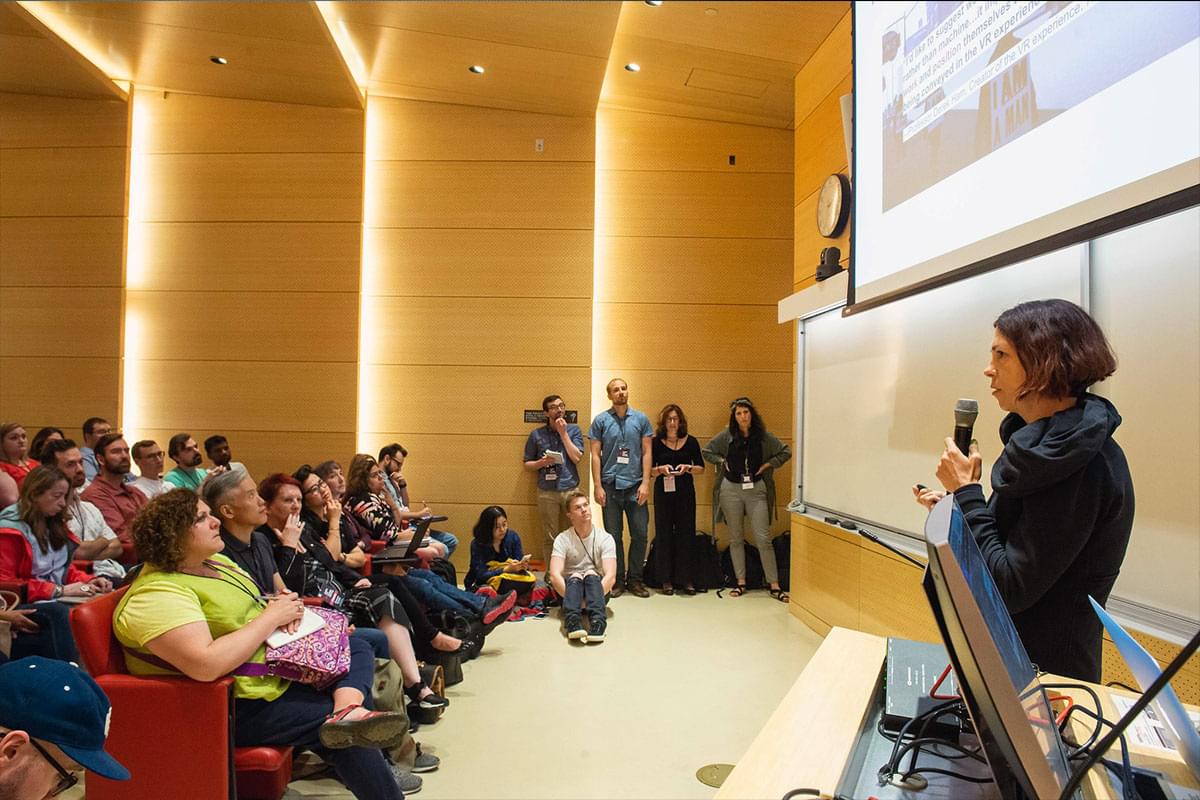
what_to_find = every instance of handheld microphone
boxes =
[953,399,979,455]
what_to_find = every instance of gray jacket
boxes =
[701,429,792,530]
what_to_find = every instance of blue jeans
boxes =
[428,530,458,557]
[563,574,606,628]
[352,627,389,659]
[601,483,649,584]
[12,601,78,663]
[402,569,484,614]
[234,637,401,799]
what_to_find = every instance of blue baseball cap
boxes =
[0,657,130,781]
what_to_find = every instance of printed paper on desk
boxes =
[267,607,328,649]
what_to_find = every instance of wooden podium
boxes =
[716,627,1198,800]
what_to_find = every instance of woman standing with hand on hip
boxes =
[913,299,1134,682]
[703,398,791,602]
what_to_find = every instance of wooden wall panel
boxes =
[123,89,362,467]
[793,74,853,205]
[368,161,593,230]
[0,93,126,432]
[367,228,592,298]
[599,108,793,172]
[793,11,852,128]
[0,218,125,287]
[363,98,594,543]
[132,222,361,293]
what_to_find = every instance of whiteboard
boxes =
[800,207,1200,622]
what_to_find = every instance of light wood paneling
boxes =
[794,181,849,285]
[0,93,127,148]
[598,108,793,173]
[140,153,362,223]
[138,92,363,155]
[793,11,851,127]
[0,147,127,217]
[0,9,127,101]
[0,356,119,431]
[129,361,357,433]
[593,369,792,442]
[361,365,591,437]
[858,549,939,642]
[130,222,360,293]
[398,502,545,565]
[593,302,790,373]
[367,229,591,298]
[596,236,790,305]
[371,99,594,163]
[0,287,122,357]
[133,428,357,491]
[793,74,853,206]
[794,519,860,630]
[368,162,593,230]
[0,217,124,287]
[364,297,592,367]
[598,170,791,239]
[126,290,358,363]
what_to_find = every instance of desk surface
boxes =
[716,627,1198,800]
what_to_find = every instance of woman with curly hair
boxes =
[114,489,410,799]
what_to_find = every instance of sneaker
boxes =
[586,619,606,643]
[388,763,423,794]
[412,744,440,773]
[627,580,650,598]
[482,590,518,628]
[609,583,624,599]
[404,682,450,709]
[565,618,587,642]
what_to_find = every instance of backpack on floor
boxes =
[427,558,457,588]
[773,533,791,592]
[719,542,765,590]
[693,533,724,591]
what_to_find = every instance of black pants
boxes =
[371,573,440,644]
[653,485,698,587]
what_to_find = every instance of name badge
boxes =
[742,474,754,490]
[664,474,676,493]
[544,470,557,482]
[320,584,344,607]
[617,446,630,465]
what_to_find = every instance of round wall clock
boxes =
[816,173,851,238]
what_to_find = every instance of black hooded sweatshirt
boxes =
[952,393,1134,682]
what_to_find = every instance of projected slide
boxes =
[853,1,1200,308]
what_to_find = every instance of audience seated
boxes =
[204,434,246,474]
[0,466,115,662]
[113,489,409,800]
[0,472,15,510]
[378,444,458,557]
[28,426,64,463]
[39,439,124,579]
[257,473,454,707]
[343,455,445,562]
[130,439,170,499]
[315,461,374,555]
[0,424,40,489]
[295,464,368,570]
[164,433,209,491]
[80,433,147,545]
[79,417,112,483]
[466,505,531,593]
[0,656,130,796]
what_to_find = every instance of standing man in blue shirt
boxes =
[588,378,654,598]
[523,394,585,560]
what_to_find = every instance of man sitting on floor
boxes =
[548,490,617,644]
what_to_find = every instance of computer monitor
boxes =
[923,495,1077,800]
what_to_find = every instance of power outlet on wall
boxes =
[535,138,545,153]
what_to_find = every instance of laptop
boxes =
[372,515,448,564]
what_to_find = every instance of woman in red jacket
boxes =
[0,423,40,489]
[0,466,111,661]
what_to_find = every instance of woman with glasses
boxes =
[649,405,705,595]
[114,489,410,799]
[703,398,792,602]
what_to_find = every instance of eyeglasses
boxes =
[303,480,326,496]
[546,402,566,410]
[30,738,80,797]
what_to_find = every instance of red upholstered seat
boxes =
[70,586,293,800]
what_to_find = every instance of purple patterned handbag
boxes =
[234,606,351,689]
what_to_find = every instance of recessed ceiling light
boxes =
[468,65,485,74]
[644,0,663,6]
[210,56,228,65]
[624,63,641,72]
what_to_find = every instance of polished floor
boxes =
[72,588,822,799]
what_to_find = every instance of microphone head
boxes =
[954,398,979,426]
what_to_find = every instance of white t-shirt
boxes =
[66,494,125,580]
[551,525,616,579]
[131,476,169,499]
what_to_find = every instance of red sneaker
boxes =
[482,590,517,627]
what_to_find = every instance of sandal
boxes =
[319,704,408,750]
[660,586,675,596]
[729,586,746,597]
[769,588,790,603]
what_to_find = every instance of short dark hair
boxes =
[167,433,191,459]
[131,440,159,459]
[94,432,126,458]
[292,464,316,485]
[203,434,228,455]
[82,417,108,437]
[29,427,64,461]
[378,443,407,462]
[472,505,508,546]
[655,404,689,439]
[542,394,562,412]
[40,438,79,468]
[994,300,1117,399]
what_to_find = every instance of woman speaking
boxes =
[915,299,1134,682]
